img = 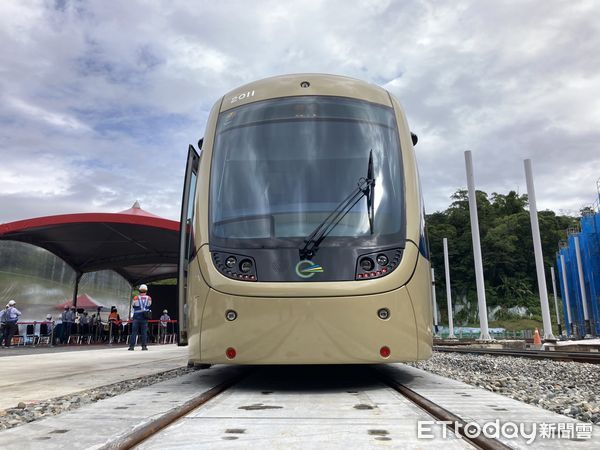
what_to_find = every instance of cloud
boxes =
[0,0,599,226]
[7,97,91,132]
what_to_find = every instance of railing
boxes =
[434,329,528,340]
[1,320,178,347]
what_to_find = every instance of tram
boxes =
[178,74,432,365]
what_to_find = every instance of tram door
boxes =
[178,141,201,346]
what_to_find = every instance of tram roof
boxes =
[0,202,180,285]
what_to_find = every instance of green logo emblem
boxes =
[295,260,324,278]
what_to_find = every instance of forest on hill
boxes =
[426,189,579,326]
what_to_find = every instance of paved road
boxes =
[0,344,188,411]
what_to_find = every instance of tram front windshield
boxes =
[209,96,404,249]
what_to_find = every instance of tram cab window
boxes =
[210,96,404,248]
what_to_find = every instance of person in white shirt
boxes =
[159,310,170,343]
[2,300,22,347]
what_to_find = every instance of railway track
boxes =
[104,366,514,449]
[4,364,596,448]
[376,369,510,450]
[434,346,600,364]
[99,370,249,450]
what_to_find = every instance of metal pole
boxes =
[464,151,491,340]
[128,286,134,320]
[550,267,562,336]
[573,235,592,337]
[443,238,456,339]
[431,268,440,337]
[72,272,82,308]
[560,254,574,337]
[524,159,556,341]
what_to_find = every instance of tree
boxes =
[426,188,577,324]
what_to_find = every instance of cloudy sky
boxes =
[1,0,599,224]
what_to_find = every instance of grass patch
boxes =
[489,318,544,331]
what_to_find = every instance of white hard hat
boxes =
[8,300,16,306]
[139,284,148,292]
[163,310,168,314]
[46,314,52,319]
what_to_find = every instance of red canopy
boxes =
[0,202,180,285]
[56,294,106,310]
[117,201,163,218]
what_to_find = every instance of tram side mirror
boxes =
[198,138,204,150]
[411,132,418,146]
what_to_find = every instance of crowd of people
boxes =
[0,285,175,349]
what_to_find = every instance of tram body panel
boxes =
[194,100,221,249]
[195,287,419,365]
[220,73,392,112]
[408,253,434,360]
[185,258,210,362]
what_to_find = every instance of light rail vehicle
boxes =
[178,73,432,366]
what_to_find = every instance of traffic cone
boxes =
[533,328,542,345]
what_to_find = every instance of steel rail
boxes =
[99,370,248,450]
[377,369,512,450]
[434,346,600,364]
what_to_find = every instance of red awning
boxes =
[0,202,180,285]
[56,294,107,310]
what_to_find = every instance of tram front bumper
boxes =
[195,287,425,364]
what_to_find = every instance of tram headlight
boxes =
[355,249,402,280]
[359,257,375,272]
[212,252,257,282]
[239,259,253,273]
[377,308,390,320]
[376,254,389,266]
[225,310,237,321]
[225,256,237,268]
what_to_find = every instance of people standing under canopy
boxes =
[2,300,21,348]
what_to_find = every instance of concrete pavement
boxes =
[0,344,188,411]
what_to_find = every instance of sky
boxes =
[1,0,599,224]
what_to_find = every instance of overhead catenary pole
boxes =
[560,254,574,337]
[573,235,592,338]
[443,238,456,339]
[431,268,440,337]
[550,267,562,336]
[524,159,556,341]
[464,151,491,341]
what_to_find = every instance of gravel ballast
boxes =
[408,351,600,424]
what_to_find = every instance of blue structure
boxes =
[556,212,600,337]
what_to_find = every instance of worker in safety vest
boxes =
[128,284,152,351]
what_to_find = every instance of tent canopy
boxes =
[56,293,106,310]
[0,202,180,286]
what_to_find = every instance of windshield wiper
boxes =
[299,150,375,260]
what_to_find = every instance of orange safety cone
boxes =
[533,328,542,345]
